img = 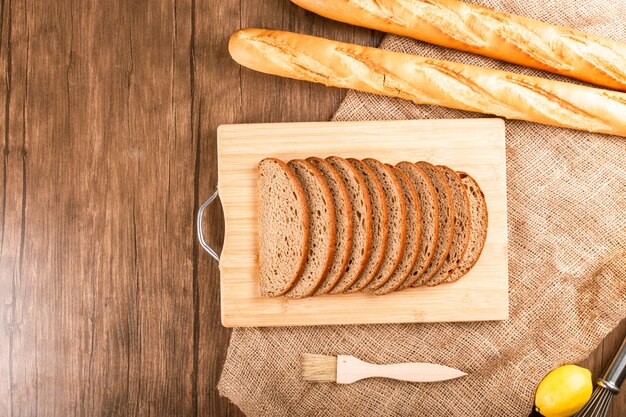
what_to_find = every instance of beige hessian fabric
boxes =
[218,1,626,415]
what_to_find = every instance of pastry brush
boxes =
[301,354,467,384]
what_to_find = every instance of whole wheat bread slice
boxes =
[395,162,440,289]
[374,165,422,294]
[258,158,309,297]
[412,161,454,287]
[443,172,488,284]
[285,160,336,298]
[426,166,471,286]
[306,157,354,295]
[362,158,407,291]
[345,158,388,292]
[325,156,373,294]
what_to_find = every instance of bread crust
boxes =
[362,158,407,291]
[426,165,471,286]
[285,159,337,298]
[325,156,373,293]
[307,157,354,295]
[229,29,626,137]
[444,171,489,284]
[413,161,454,286]
[345,158,388,292]
[258,158,310,297]
[374,165,421,295]
[395,161,440,289]
[290,0,626,92]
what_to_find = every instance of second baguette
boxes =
[290,0,626,91]
[229,29,626,138]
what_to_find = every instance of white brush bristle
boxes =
[301,354,337,382]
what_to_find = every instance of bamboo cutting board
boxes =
[216,119,508,327]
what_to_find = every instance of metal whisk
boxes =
[574,335,626,417]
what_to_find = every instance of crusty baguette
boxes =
[291,0,626,92]
[229,29,626,137]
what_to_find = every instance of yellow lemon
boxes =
[534,364,593,417]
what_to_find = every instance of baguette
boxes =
[290,0,626,92]
[229,29,626,137]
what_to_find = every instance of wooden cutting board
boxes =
[216,119,508,327]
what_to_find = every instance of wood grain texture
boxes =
[0,0,622,416]
[217,119,509,327]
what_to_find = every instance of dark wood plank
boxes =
[1,0,197,415]
[195,0,240,414]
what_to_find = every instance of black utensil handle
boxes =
[598,335,626,393]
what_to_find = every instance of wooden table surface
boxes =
[0,1,623,416]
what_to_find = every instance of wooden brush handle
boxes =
[336,355,466,384]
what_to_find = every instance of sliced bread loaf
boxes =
[412,161,455,287]
[426,166,471,286]
[258,158,309,297]
[285,160,336,298]
[362,158,407,291]
[306,157,354,295]
[374,165,422,295]
[325,156,372,294]
[395,162,439,289]
[345,158,388,292]
[443,172,488,284]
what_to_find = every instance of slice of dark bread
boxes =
[395,162,439,289]
[412,161,455,287]
[306,157,354,295]
[344,158,388,292]
[325,156,373,294]
[361,158,407,291]
[426,166,471,286]
[374,165,422,295]
[258,158,309,297]
[285,160,336,299]
[444,172,488,284]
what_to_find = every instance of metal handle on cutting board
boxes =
[197,190,220,262]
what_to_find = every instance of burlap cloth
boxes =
[218,1,626,415]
